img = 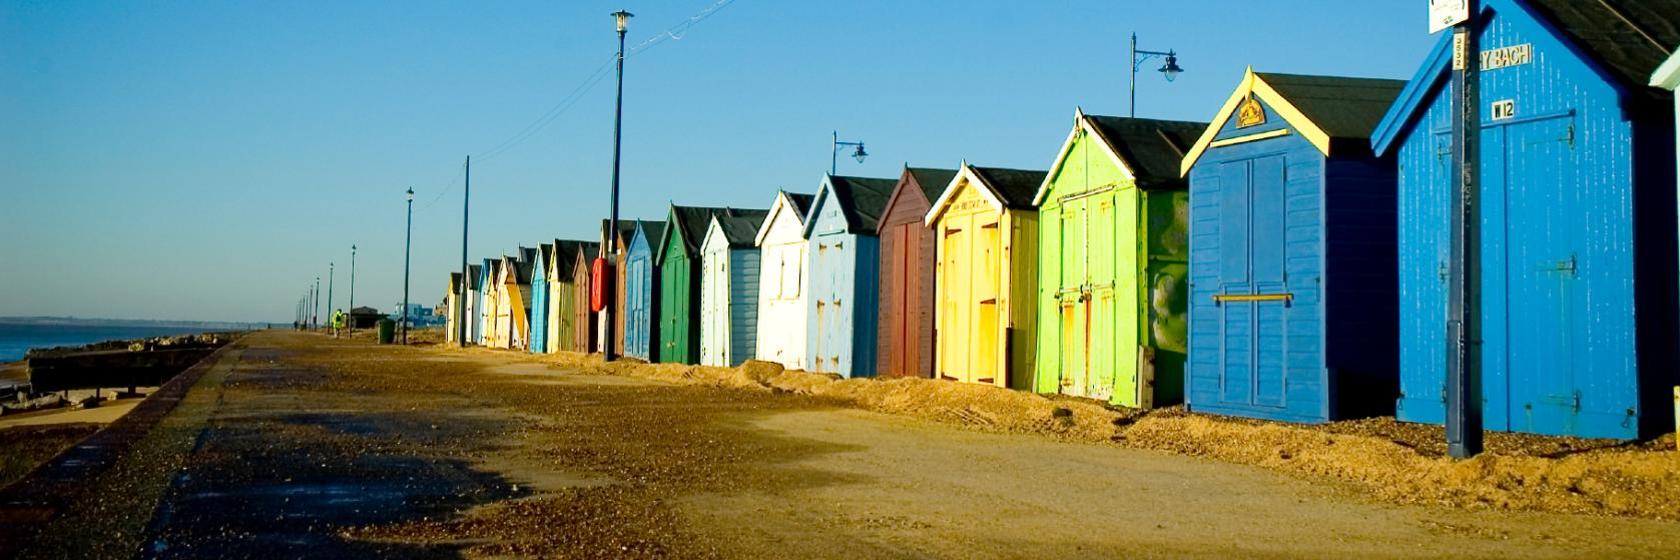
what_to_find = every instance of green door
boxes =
[1109,187,1141,406]
[659,249,694,364]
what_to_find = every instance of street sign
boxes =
[1430,0,1469,34]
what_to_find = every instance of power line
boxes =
[416,0,743,214]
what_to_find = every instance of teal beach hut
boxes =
[625,220,667,362]
[529,242,553,354]
[803,174,897,377]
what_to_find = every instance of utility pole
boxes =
[403,188,414,345]
[460,156,470,348]
[1445,0,1483,459]
[602,10,633,362]
[312,277,321,330]
[327,262,335,329]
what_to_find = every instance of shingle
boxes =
[714,209,770,247]
[1254,73,1406,141]
[1083,116,1206,188]
[907,167,958,204]
[1524,0,1680,101]
[969,166,1049,208]
[826,175,899,233]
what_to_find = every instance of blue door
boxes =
[1502,114,1582,433]
[1216,156,1289,410]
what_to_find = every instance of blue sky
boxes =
[0,0,1435,323]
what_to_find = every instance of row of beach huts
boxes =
[445,0,1680,441]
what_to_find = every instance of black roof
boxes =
[826,175,899,233]
[468,264,482,289]
[1525,0,1680,102]
[449,272,462,292]
[600,219,638,247]
[712,209,770,247]
[906,167,959,204]
[536,243,554,275]
[785,192,815,219]
[570,242,601,276]
[663,206,765,259]
[969,166,1049,208]
[551,239,589,278]
[635,220,667,250]
[1254,73,1406,142]
[1084,115,1206,188]
[512,247,536,284]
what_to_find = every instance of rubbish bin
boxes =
[376,318,396,344]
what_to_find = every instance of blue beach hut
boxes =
[699,210,770,367]
[1372,0,1680,439]
[625,220,667,362]
[1179,69,1406,423]
[529,242,553,354]
[803,174,897,377]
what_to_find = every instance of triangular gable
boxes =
[1374,0,1674,155]
[1180,68,1336,176]
[700,216,728,255]
[753,190,814,246]
[924,162,1006,226]
[875,166,924,236]
[1032,108,1138,205]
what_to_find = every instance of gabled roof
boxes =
[509,247,536,284]
[661,205,724,262]
[876,166,959,235]
[449,272,462,293]
[804,174,898,237]
[1035,111,1204,204]
[631,220,667,251]
[536,243,555,278]
[600,219,638,248]
[552,239,591,279]
[710,209,770,248]
[753,190,817,246]
[1181,69,1404,175]
[1375,0,1680,155]
[467,264,483,290]
[571,241,601,274]
[925,163,1049,225]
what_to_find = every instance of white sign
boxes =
[1430,0,1470,34]
[1481,44,1534,70]
[1491,99,1515,120]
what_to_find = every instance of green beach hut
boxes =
[1033,110,1203,408]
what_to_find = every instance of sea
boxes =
[0,322,214,363]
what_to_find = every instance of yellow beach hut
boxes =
[924,163,1047,389]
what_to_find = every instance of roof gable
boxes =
[629,220,667,256]
[925,163,1049,225]
[804,174,898,237]
[467,264,482,290]
[1182,69,1405,175]
[753,190,817,246]
[1655,48,1680,89]
[876,166,957,235]
[1375,0,1680,155]
[1035,110,1204,204]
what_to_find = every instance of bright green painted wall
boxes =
[1034,126,1187,408]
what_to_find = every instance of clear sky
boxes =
[0,0,1436,323]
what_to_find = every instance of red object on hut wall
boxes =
[591,257,613,312]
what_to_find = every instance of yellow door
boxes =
[975,219,1001,385]
[940,224,968,380]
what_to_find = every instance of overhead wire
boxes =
[417,0,742,213]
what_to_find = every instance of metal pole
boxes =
[459,156,470,348]
[403,189,414,345]
[312,277,320,330]
[1129,33,1138,118]
[603,15,628,363]
[327,262,334,331]
[1446,1,1484,459]
[349,245,357,334]
[831,130,838,175]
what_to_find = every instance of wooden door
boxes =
[1217,156,1289,409]
[975,219,1001,385]
[939,224,968,381]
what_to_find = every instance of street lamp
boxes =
[831,131,867,175]
[602,9,632,362]
[1129,32,1185,117]
[402,188,414,345]
[327,262,335,333]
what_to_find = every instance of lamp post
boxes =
[312,276,320,330]
[1445,0,1484,459]
[327,262,335,332]
[830,131,868,175]
[1128,32,1184,117]
[402,188,414,345]
[602,9,632,363]
[349,244,357,334]
[459,156,470,348]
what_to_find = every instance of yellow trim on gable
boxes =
[1178,68,1334,177]
[1208,128,1292,148]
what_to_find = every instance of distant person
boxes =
[331,309,346,337]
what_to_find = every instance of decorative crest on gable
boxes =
[1237,95,1266,128]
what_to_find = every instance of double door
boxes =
[1054,191,1136,403]
[1215,156,1290,409]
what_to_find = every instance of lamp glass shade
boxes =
[853,144,868,164]
[613,10,634,32]
[1159,55,1183,82]
[406,188,415,201]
